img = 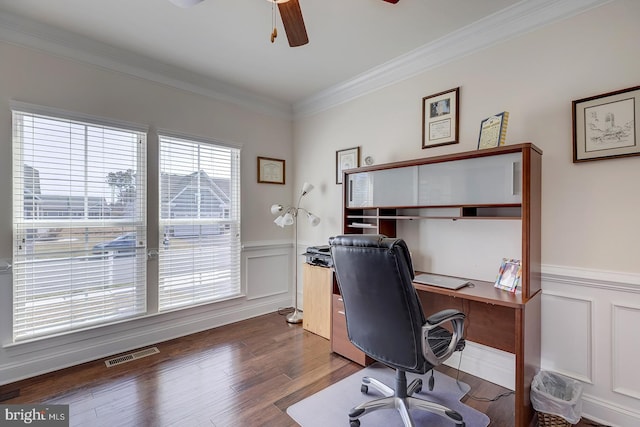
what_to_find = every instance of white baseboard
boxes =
[1,297,289,385]
[443,341,515,391]
[582,393,640,427]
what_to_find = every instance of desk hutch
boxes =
[331,143,542,426]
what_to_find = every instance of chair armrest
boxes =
[421,309,466,366]
[425,308,465,327]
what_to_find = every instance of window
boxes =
[158,134,241,311]
[12,107,147,341]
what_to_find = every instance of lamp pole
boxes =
[286,204,303,324]
[271,183,319,324]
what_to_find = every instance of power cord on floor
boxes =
[277,306,295,316]
[454,344,515,402]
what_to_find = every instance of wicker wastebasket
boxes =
[537,411,572,427]
[531,371,583,426]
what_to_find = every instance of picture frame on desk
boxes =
[422,87,459,149]
[478,111,509,149]
[572,85,640,163]
[494,258,522,292]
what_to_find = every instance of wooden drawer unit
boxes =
[302,264,332,339]
[331,294,373,366]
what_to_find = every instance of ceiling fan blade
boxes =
[278,0,309,47]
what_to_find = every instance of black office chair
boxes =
[330,234,467,427]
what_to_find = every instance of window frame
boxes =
[11,102,148,342]
[157,131,242,311]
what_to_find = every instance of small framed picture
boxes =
[336,147,360,184]
[257,156,285,184]
[494,258,522,293]
[478,111,509,149]
[573,85,640,162]
[422,87,459,149]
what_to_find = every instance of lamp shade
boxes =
[282,212,295,226]
[301,182,314,195]
[307,213,321,227]
[270,204,283,215]
[273,215,286,227]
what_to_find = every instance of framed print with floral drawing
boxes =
[336,147,360,184]
[573,85,640,162]
[422,87,459,149]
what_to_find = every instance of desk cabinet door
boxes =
[347,167,418,208]
[418,152,522,205]
[347,172,373,207]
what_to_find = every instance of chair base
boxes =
[349,370,465,427]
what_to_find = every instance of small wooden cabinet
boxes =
[302,263,332,339]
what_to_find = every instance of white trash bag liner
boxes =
[531,370,583,424]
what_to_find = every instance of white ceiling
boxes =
[0,0,609,117]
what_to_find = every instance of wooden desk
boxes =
[414,278,541,427]
[330,270,540,426]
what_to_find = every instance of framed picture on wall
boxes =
[336,146,360,184]
[422,87,459,149]
[257,156,285,184]
[572,85,640,162]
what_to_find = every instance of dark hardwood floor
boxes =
[2,312,604,427]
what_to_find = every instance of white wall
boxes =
[0,41,297,384]
[293,1,640,425]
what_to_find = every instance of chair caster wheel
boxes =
[428,374,435,391]
[360,384,368,394]
[350,420,361,427]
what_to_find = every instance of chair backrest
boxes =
[329,234,429,373]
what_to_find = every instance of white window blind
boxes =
[12,109,147,341]
[159,134,241,311]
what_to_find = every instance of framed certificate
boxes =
[257,156,285,184]
[422,87,459,149]
[478,111,509,149]
[336,147,360,184]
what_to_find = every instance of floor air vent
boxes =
[105,346,160,367]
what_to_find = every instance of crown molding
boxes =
[0,11,293,120]
[0,0,611,121]
[293,0,613,119]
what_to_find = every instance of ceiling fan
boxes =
[169,0,399,48]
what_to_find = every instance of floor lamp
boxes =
[271,182,321,324]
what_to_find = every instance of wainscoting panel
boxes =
[242,241,291,300]
[612,303,640,400]
[542,265,640,426]
[541,292,593,383]
[1,240,294,386]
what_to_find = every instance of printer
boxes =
[304,245,332,268]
